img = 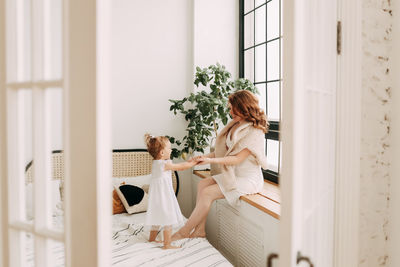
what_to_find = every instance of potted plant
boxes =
[167,63,258,162]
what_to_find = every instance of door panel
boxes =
[281,0,337,266]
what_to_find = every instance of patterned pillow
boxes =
[112,189,126,214]
[114,184,149,214]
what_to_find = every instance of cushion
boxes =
[112,179,150,214]
[114,184,149,214]
[112,174,151,189]
[112,189,126,214]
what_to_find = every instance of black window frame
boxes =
[239,0,281,184]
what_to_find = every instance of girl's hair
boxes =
[228,90,269,133]
[144,134,170,159]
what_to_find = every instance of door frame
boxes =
[0,0,9,265]
[280,0,361,266]
[0,0,112,266]
[333,0,362,266]
[64,0,112,266]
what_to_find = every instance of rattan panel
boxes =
[25,151,178,193]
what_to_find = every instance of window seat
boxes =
[193,170,281,219]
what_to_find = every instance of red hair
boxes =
[228,90,269,133]
[144,134,169,159]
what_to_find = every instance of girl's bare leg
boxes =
[149,225,162,243]
[189,178,216,238]
[172,184,224,241]
[162,226,180,249]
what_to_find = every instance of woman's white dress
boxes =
[145,160,184,227]
[212,129,264,206]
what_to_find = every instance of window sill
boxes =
[193,170,281,220]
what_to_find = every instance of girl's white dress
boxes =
[145,160,184,227]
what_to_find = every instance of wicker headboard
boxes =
[25,149,180,196]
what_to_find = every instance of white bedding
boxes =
[26,213,232,267]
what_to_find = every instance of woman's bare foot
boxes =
[189,229,206,238]
[150,240,163,243]
[171,230,189,241]
[162,244,181,249]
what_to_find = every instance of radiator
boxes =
[217,201,264,267]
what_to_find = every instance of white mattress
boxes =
[26,212,232,267]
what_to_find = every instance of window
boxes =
[239,0,281,184]
[2,0,65,265]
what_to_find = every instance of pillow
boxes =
[112,189,126,214]
[112,174,151,189]
[112,183,150,214]
[114,184,149,214]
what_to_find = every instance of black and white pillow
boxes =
[114,184,148,214]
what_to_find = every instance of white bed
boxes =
[24,149,232,267]
[25,212,231,267]
[111,213,232,266]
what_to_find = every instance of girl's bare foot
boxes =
[189,229,206,238]
[162,244,181,249]
[150,240,163,243]
[171,230,189,241]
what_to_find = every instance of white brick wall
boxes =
[360,0,392,265]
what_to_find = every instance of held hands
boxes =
[188,156,211,165]
[186,157,199,167]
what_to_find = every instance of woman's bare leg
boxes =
[189,178,216,238]
[172,184,224,241]
[162,226,180,249]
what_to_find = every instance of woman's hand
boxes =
[195,156,212,165]
[186,159,199,167]
[188,156,200,162]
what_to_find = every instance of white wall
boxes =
[111,0,238,216]
[194,0,239,79]
[111,0,194,216]
[360,0,392,265]
[111,0,193,150]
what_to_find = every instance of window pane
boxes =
[48,239,65,266]
[267,82,280,121]
[244,0,254,13]
[19,89,33,222]
[6,0,32,82]
[245,48,254,82]
[255,44,266,83]
[256,83,266,115]
[25,231,35,266]
[45,88,64,230]
[266,139,279,172]
[244,12,254,49]
[44,0,62,80]
[267,0,280,41]
[22,0,32,81]
[255,0,266,8]
[267,39,280,81]
[255,5,266,44]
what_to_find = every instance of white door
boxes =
[279,0,337,266]
[0,0,112,266]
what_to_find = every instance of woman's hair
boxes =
[228,90,269,133]
[144,134,170,159]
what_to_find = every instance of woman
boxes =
[172,90,269,241]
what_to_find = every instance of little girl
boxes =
[144,134,197,249]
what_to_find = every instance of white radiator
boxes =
[217,201,264,267]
